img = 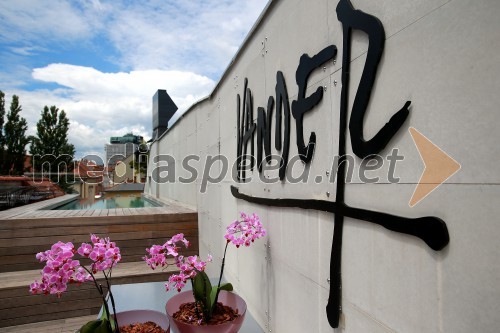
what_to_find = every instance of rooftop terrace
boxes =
[0,194,198,331]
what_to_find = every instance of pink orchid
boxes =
[225,212,266,248]
[30,234,123,332]
[145,212,266,324]
[145,212,266,300]
[144,233,211,292]
[30,235,120,297]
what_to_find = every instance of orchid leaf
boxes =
[193,270,212,308]
[99,305,116,331]
[219,282,233,292]
[210,283,233,309]
[79,319,113,333]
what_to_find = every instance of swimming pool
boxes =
[52,196,162,210]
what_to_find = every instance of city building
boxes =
[72,159,104,199]
[104,133,143,169]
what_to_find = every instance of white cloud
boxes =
[9,46,46,56]
[1,0,268,75]
[1,0,269,159]
[6,64,215,159]
[0,0,93,42]
[105,0,268,76]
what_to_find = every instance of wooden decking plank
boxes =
[0,314,96,333]
[60,210,76,217]
[0,228,197,248]
[81,209,93,217]
[0,297,103,321]
[23,210,54,218]
[0,307,100,329]
[0,220,197,238]
[0,261,177,290]
[0,212,197,230]
[90,209,101,217]
[69,210,86,217]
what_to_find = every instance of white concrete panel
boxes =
[178,132,199,207]
[195,118,210,174]
[340,182,500,332]
[326,0,449,80]
[218,135,238,184]
[317,211,335,292]
[170,136,184,202]
[269,208,321,284]
[218,84,239,144]
[344,0,500,184]
[338,297,396,333]
[145,141,158,195]
[207,104,221,149]
[233,202,270,330]
[439,184,500,333]
[228,37,267,114]
[202,183,223,279]
[197,191,210,260]
[196,109,219,154]
[198,143,221,195]
[218,48,267,189]
[269,260,321,333]
[263,0,331,94]
[148,0,500,332]
[348,0,449,40]
[176,106,197,138]
[345,218,440,332]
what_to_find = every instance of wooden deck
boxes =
[0,194,198,272]
[0,194,196,220]
[0,314,97,333]
[0,262,178,328]
[0,195,198,329]
[0,261,178,290]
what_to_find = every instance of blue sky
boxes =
[0,0,268,159]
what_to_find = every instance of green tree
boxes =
[30,105,76,192]
[3,95,29,175]
[0,91,5,173]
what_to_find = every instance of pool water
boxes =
[53,196,162,210]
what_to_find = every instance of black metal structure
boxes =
[292,45,337,163]
[152,89,178,140]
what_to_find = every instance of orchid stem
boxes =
[104,267,119,333]
[214,242,229,306]
[81,265,118,332]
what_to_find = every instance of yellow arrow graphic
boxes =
[409,127,461,207]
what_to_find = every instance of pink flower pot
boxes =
[165,290,247,333]
[115,309,170,332]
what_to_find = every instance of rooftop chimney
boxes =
[152,89,178,139]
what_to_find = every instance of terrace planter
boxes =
[165,290,246,333]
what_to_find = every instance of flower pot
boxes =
[165,290,246,333]
[115,309,170,332]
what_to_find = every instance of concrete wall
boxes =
[146,0,500,332]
